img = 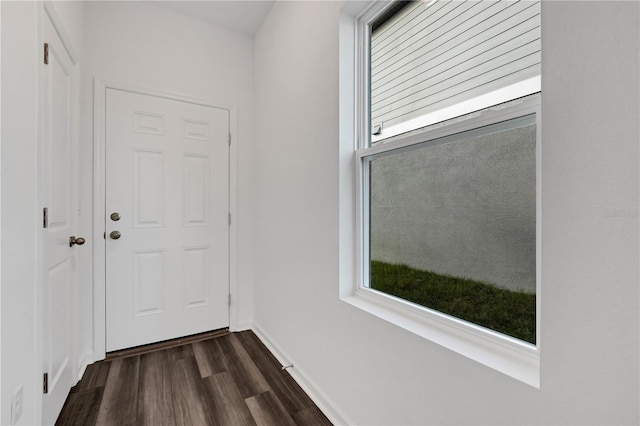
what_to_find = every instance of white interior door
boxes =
[40,13,80,425]
[105,89,230,352]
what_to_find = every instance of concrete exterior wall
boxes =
[371,123,536,292]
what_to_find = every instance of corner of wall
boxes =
[251,323,354,426]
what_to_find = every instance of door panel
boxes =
[105,89,229,352]
[41,13,77,425]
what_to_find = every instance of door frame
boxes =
[92,80,239,360]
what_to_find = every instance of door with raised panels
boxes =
[105,89,229,352]
[40,12,81,425]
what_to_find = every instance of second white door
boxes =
[105,89,229,352]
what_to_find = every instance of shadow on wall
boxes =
[370,124,536,293]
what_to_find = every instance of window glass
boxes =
[367,116,536,343]
[370,0,541,142]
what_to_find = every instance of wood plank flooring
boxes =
[56,331,332,426]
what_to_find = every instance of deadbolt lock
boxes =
[110,212,121,221]
[110,230,121,240]
[69,236,86,247]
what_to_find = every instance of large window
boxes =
[353,0,541,353]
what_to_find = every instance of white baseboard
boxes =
[76,351,94,383]
[231,321,253,332]
[251,323,354,426]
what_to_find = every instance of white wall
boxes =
[79,1,255,362]
[1,2,84,424]
[252,1,639,424]
[1,4,38,423]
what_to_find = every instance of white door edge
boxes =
[92,80,239,360]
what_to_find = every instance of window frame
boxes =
[341,0,541,388]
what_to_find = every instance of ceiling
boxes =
[154,1,275,36]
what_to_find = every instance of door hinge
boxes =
[43,207,49,229]
[228,133,231,146]
[228,294,231,307]
[44,43,49,65]
[43,373,48,394]
[228,213,231,226]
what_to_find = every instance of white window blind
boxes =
[371,0,541,138]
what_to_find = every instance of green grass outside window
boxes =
[370,261,536,344]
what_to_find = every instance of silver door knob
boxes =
[69,236,86,247]
[110,212,121,221]
[109,231,121,240]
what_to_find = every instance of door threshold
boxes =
[106,328,230,360]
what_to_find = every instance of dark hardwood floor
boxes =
[55,331,332,426]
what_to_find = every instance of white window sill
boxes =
[341,288,540,388]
